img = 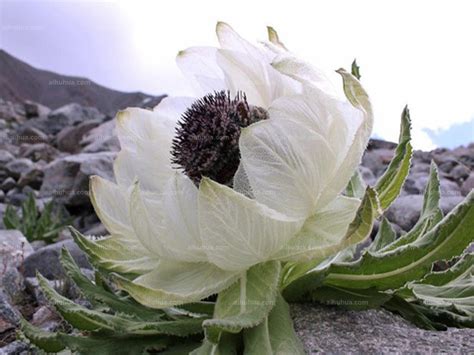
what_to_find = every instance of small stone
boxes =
[16,125,49,144]
[31,306,61,332]
[57,119,101,153]
[22,239,91,279]
[0,340,30,354]
[19,143,61,162]
[0,290,20,333]
[0,149,14,165]
[1,267,26,304]
[0,176,16,191]
[4,158,34,179]
[450,164,471,182]
[0,230,34,270]
[80,119,120,153]
[461,173,474,196]
[17,166,44,189]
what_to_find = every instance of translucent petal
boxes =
[129,175,207,262]
[317,69,373,207]
[176,47,225,96]
[114,260,239,308]
[273,196,361,261]
[89,176,133,238]
[240,118,336,219]
[272,54,336,95]
[198,178,303,271]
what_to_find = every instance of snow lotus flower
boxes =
[82,22,373,308]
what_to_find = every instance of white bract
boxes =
[88,23,373,308]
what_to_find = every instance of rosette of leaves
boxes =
[3,193,72,243]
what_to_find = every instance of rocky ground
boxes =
[0,98,473,354]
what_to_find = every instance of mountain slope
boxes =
[0,49,164,115]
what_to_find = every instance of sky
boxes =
[1,0,473,150]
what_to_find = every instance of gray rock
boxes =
[450,164,471,182]
[0,340,30,355]
[386,194,465,231]
[1,267,25,304]
[19,143,61,162]
[16,126,49,144]
[83,223,108,237]
[0,190,4,203]
[31,306,61,332]
[17,165,44,189]
[39,152,115,206]
[0,149,14,165]
[56,119,102,153]
[461,172,474,196]
[23,100,51,118]
[0,230,34,270]
[386,195,423,231]
[46,103,106,134]
[362,149,394,177]
[367,138,397,150]
[0,290,20,333]
[0,177,16,191]
[292,304,474,353]
[22,239,91,279]
[404,172,462,197]
[81,119,120,153]
[4,158,34,179]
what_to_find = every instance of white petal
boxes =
[272,54,336,95]
[129,175,207,263]
[153,96,195,122]
[176,47,226,96]
[90,176,134,238]
[317,70,373,207]
[216,22,264,57]
[113,142,173,192]
[198,178,303,271]
[267,26,288,51]
[273,196,361,261]
[116,107,174,150]
[115,260,239,308]
[240,118,337,219]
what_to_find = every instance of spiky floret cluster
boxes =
[171,91,268,185]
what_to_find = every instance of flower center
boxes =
[171,91,268,185]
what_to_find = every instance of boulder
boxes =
[80,119,120,153]
[23,100,51,118]
[0,177,16,191]
[46,103,105,134]
[57,119,102,153]
[386,194,465,231]
[0,230,34,270]
[22,239,91,279]
[404,172,462,197]
[0,290,20,334]
[292,304,474,353]
[39,152,115,206]
[361,149,395,177]
[16,125,49,144]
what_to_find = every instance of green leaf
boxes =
[60,247,162,321]
[190,333,241,355]
[19,318,65,353]
[310,286,392,310]
[368,217,397,253]
[282,187,379,299]
[375,106,413,211]
[243,294,305,354]
[381,161,442,252]
[2,204,20,230]
[397,253,474,326]
[351,59,361,80]
[323,191,474,290]
[383,295,446,330]
[203,261,280,344]
[37,272,205,336]
[345,169,367,199]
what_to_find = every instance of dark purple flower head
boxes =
[171,91,268,185]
